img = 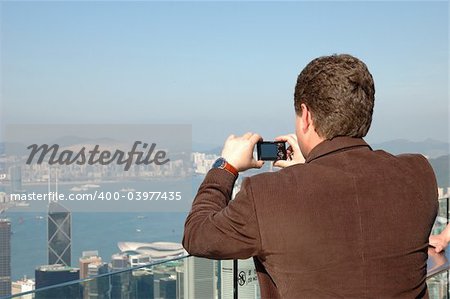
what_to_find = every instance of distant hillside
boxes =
[372,138,449,159]
[0,142,28,156]
[192,142,221,153]
[52,136,118,147]
[429,155,450,188]
[195,138,450,158]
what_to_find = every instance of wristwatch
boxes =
[212,157,239,177]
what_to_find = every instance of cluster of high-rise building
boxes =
[192,152,219,174]
[0,219,11,297]
[437,187,450,199]
[1,151,191,185]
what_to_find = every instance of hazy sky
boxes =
[1,1,448,147]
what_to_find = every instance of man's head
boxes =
[294,54,375,156]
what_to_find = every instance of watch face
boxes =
[213,158,225,169]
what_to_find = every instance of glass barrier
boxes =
[432,197,449,235]
[427,197,450,298]
[8,256,189,299]
[6,256,260,299]
[6,197,450,299]
[428,271,449,299]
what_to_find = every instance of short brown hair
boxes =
[294,54,375,139]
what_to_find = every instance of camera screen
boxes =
[257,142,286,161]
[260,143,279,159]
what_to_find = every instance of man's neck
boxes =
[303,135,325,158]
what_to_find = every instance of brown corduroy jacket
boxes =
[183,137,438,298]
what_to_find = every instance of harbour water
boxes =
[3,176,205,280]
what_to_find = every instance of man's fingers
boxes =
[429,235,446,253]
[275,133,297,141]
[275,134,299,150]
[274,135,289,142]
[249,133,263,145]
[252,159,264,169]
[435,245,445,253]
[226,134,236,141]
[273,160,290,168]
[242,132,253,139]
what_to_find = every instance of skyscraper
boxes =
[220,259,259,299]
[131,268,154,299]
[35,264,81,299]
[153,270,171,299]
[176,267,184,299]
[183,257,217,299]
[159,277,176,299]
[79,251,102,279]
[48,200,72,266]
[0,219,11,297]
[87,262,110,299]
[11,276,35,299]
[110,254,131,299]
[79,250,109,299]
[9,166,23,193]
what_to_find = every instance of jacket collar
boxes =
[305,136,372,163]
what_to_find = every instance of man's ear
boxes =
[300,103,311,134]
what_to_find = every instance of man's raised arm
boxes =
[183,133,265,259]
[183,168,261,259]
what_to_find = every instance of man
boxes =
[183,54,438,298]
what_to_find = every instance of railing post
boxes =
[447,270,449,298]
[446,197,449,225]
[233,259,238,299]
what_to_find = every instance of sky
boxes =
[0,1,448,147]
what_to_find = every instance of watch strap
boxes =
[213,158,239,177]
[223,160,238,177]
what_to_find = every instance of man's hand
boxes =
[273,134,305,168]
[221,133,264,172]
[429,234,448,253]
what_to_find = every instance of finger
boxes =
[226,134,236,141]
[275,134,299,150]
[242,132,253,139]
[273,160,290,168]
[284,135,300,150]
[275,133,297,141]
[435,245,444,253]
[429,236,442,246]
[249,133,263,145]
[274,134,290,142]
[252,159,264,169]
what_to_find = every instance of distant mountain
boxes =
[51,136,118,147]
[0,138,131,159]
[194,138,450,158]
[429,155,450,188]
[0,142,29,156]
[372,138,449,159]
[192,142,222,154]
